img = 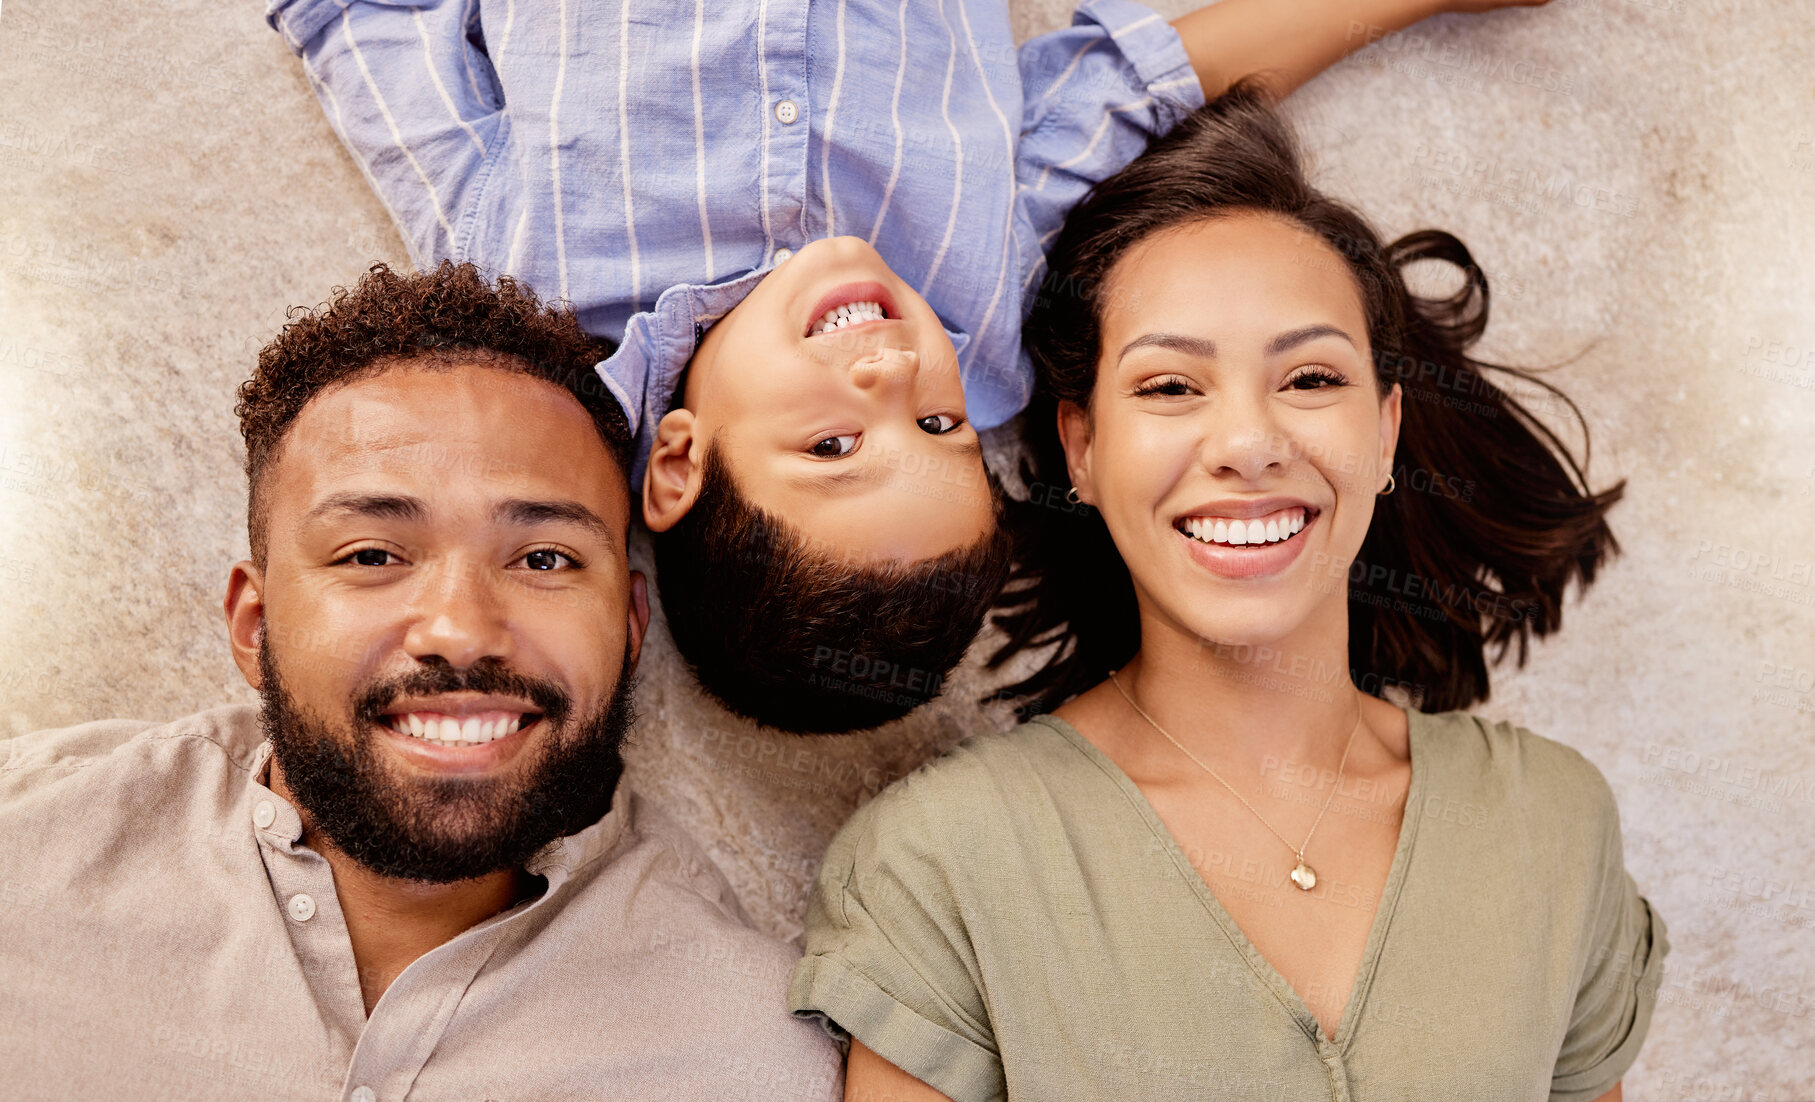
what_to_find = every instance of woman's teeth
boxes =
[1178,508,1308,547]
[809,300,885,335]
[387,711,528,746]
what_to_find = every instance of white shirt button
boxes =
[287,893,316,922]
[772,248,793,265]
[774,99,798,124]
[253,800,275,830]
[350,1087,376,1102]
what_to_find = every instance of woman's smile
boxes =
[1173,504,1320,579]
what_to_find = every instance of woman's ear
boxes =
[1055,399,1097,505]
[642,408,704,532]
[1378,382,1403,488]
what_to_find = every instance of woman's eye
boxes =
[1133,376,1194,398]
[1286,367,1348,390]
[346,548,395,567]
[916,414,960,435]
[809,433,859,458]
[519,549,576,572]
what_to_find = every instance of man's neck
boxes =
[268,761,532,1015]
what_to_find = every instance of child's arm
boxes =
[268,0,506,267]
[1170,0,1551,99]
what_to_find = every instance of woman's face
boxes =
[1059,212,1401,652]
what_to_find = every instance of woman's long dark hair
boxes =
[988,82,1624,718]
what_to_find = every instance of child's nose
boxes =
[848,347,919,388]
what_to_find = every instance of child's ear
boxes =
[643,408,704,532]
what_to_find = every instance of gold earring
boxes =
[1379,473,1396,496]
[1066,486,1082,505]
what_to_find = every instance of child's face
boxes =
[658,236,996,564]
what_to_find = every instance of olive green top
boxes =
[789,709,1667,1102]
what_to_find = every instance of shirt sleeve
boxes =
[1012,0,1206,258]
[1549,787,1671,1102]
[267,0,508,267]
[788,788,1005,1102]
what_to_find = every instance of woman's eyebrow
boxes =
[1117,333,1217,364]
[1265,324,1355,356]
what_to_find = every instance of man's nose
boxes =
[848,347,920,389]
[401,558,514,669]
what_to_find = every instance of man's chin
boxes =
[254,644,637,884]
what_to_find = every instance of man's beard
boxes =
[257,641,637,884]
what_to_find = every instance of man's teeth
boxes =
[809,300,885,335]
[388,711,528,746]
[1178,508,1308,546]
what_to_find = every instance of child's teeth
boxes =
[810,300,885,335]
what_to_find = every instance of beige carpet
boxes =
[3,0,1812,1095]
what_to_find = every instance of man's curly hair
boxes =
[236,261,629,566]
[652,442,1012,735]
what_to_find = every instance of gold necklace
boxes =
[1107,670,1363,893]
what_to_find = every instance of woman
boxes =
[788,85,1667,1102]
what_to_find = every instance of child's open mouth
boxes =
[808,300,887,335]
[804,280,899,337]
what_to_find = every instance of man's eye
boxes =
[519,549,576,571]
[809,433,858,458]
[916,414,960,435]
[347,549,395,567]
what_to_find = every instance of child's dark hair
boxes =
[237,260,630,567]
[652,443,1013,734]
[989,82,1624,718]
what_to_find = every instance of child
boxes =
[269,0,1543,733]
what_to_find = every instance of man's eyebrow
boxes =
[1117,333,1217,364]
[300,493,616,548]
[1265,324,1356,357]
[302,492,428,527]
[493,499,617,547]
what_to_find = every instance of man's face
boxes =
[226,355,648,883]
[659,236,996,565]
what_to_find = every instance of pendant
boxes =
[1290,858,1317,891]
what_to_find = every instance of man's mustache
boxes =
[350,657,572,729]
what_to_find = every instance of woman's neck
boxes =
[1110,600,1366,772]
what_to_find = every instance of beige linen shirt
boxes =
[790,710,1668,1102]
[0,704,841,1102]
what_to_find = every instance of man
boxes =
[0,262,841,1100]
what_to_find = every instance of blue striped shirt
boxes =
[269,0,1204,473]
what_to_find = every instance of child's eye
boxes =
[1285,366,1349,390]
[916,414,961,435]
[1132,375,1195,398]
[516,548,580,572]
[809,433,859,458]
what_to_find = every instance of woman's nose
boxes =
[1199,395,1292,480]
